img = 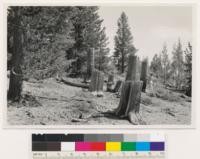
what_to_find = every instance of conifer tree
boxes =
[161,43,170,85]
[150,53,162,77]
[171,39,184,89]
[114,12,135,73]
[184,42,192,96]
[69,7,109,76]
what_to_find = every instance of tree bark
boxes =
[89,70,104,97]
[140,59,148,92]
[116,81,143,120]
[8,7,23,101]
[126,54,140,81]
[86,48,94,81]
[121,53,124,73]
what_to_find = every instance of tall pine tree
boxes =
[68,7,109,76]
[171,39,184,90]
[114,12,135,73]
[95,27,110,72]
[161,43,170,85]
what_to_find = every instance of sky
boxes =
[98,6,193,61]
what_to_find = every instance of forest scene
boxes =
[7,6,192,125]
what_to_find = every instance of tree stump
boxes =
[115,81,143,116]
[115,54,145,124]
[140,59,148,92]
[89,70,104,97]
[107,74,114,92]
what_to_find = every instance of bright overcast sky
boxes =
[98,6,192,61]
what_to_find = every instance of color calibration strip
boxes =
[32,134,165,159]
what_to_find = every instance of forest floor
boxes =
[7,77,191,126]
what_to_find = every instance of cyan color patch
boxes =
[136,142,150,151]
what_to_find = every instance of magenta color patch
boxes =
[75,142,91,151]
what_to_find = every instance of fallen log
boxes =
[59,77,89,89]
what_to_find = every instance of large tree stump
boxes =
[107,74,114,92]
[140,59,148,92]
[115,54,145,124]
[89,70,104,97]
[115,81,143,116]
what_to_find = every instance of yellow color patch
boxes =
[106,142,121,151]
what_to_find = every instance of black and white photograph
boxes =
[6,5,193,126]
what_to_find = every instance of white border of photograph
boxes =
[1,0,198,129]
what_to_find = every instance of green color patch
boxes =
[121,142,136,151]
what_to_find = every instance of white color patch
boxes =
[61,142,75,151]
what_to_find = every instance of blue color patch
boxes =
[136,142,150,151]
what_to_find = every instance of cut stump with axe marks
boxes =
[115,53,146,125]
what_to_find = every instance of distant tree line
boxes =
[150,40,192,96]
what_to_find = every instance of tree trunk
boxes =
[115,54,145,124]
[86,48,95,81]
[121,53,124,73]
[113,80,122,93]
[89,70,104,97]
[115,81,143,118]
[107,74,114,92]
[140,59,148,92]
[126,55,140,81]
[8,8,23,101]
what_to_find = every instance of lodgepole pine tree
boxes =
[114,12,135,73]
[171,39,184,90]
[161,43,170,85]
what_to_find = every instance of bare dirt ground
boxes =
[7,78,191,125]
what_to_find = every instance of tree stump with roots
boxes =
[115,53,146,125]
[89,70,104,97]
